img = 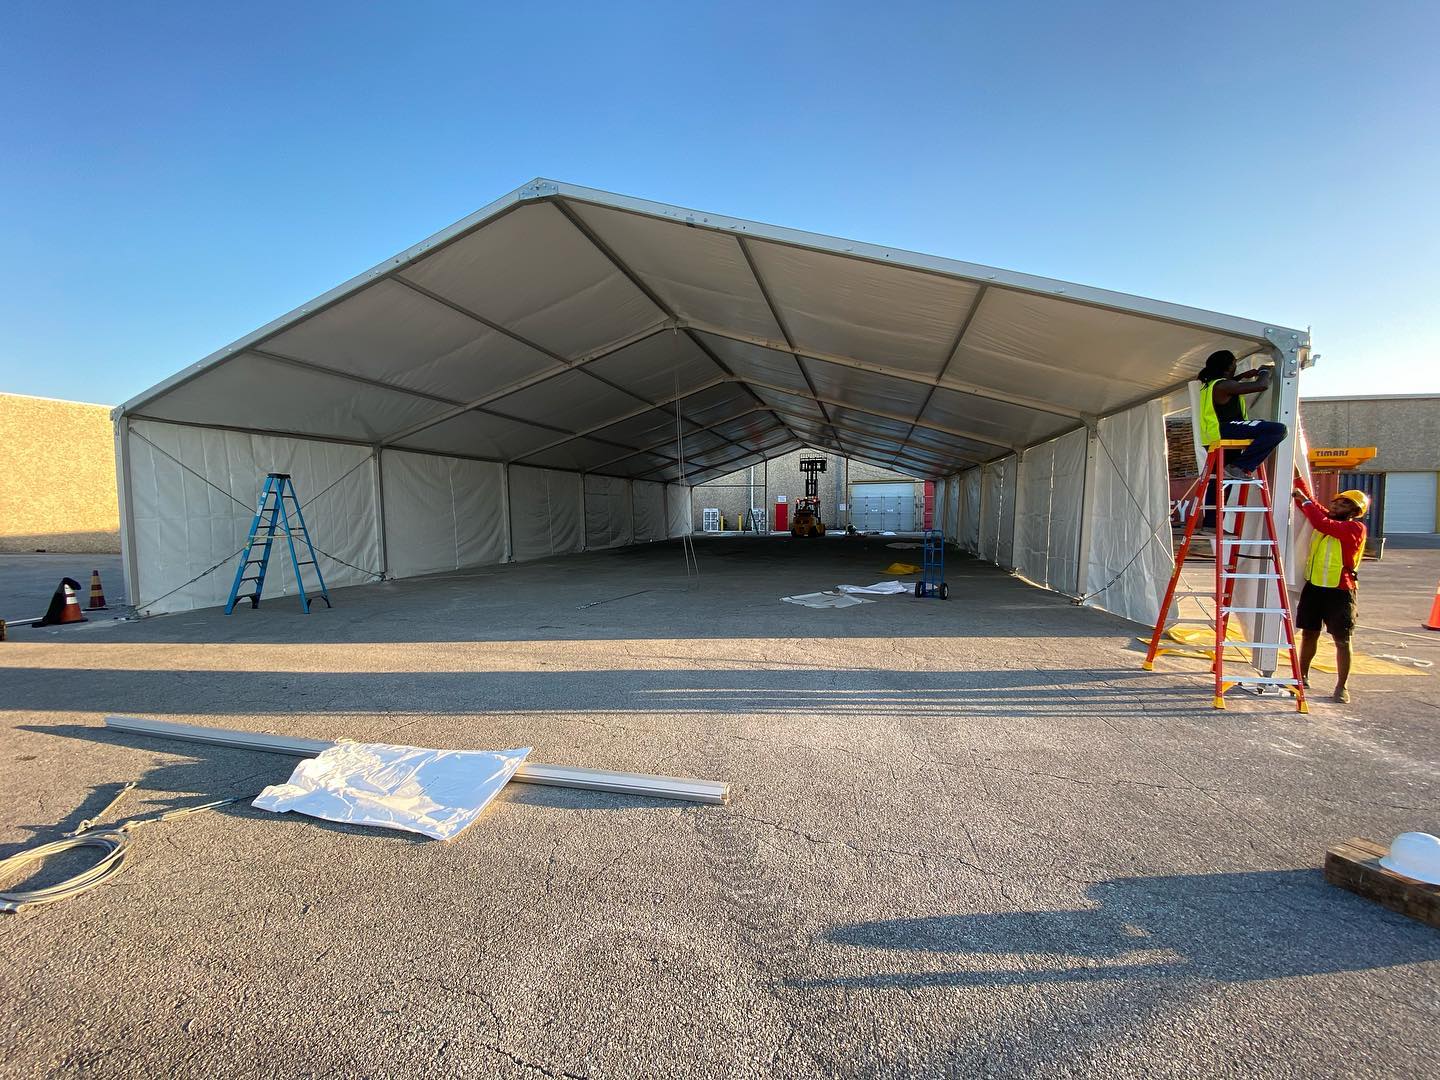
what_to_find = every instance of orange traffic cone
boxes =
[1425,580,1440,632]
[36,578,88,627]
[88,569,108,610]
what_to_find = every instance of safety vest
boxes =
[1306,533,1352,588]
[1198,380,1247,448]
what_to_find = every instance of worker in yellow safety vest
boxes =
[1291,480,1369,704]
[1195,350,1288,480]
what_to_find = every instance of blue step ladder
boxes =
[225,473,332,615]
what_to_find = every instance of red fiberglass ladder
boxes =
[1144,439,1307,713]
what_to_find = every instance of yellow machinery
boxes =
[791,457,828,538]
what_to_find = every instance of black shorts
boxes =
[1296,583,1356,640]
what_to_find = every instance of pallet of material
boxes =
[1324,837,1440,929]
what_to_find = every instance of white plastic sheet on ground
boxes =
[836,581,909,594]
[253,742,532,840]
[781,591,873,608]
[1083,401,1173,626]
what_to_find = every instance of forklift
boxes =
[791,457,828,538]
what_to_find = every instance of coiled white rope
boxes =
[0,791,240,914]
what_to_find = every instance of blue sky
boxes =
[2,1,1436,406]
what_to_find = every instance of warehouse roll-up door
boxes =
[851,483,916,531]
[1384,472,1437,533]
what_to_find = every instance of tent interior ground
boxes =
[3,535,1439,1076]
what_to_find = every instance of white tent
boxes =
[114,178,1308,630]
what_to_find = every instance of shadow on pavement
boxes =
[796,869,1440,988]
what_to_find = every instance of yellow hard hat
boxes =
[1336,489,1369,516]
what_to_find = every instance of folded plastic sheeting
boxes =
[253,742,532,840]
[781,591,873,609]
[836,581,910,594]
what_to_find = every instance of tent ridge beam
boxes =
[682,321,1085,421]
[375,322,674,448]
[583,406,773,473]
[248,347,466,407]
[739,377,1017,451]
[892,284,991,465]
[735,235,849,455]
[508,376,733,464]
[550,197,810,463]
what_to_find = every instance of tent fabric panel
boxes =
[693,333,811,395]
[1082,401,1173,625]
[484,369,640,433]
[263,279,562,403]
[675,384,759,427]
[960,468,982,552]
[127,420,379,615]
[1015,443,1057,588]
[569,202,786,341]
[666,484,691,537]
[518,437,646,473]
[945,476,961,539]
[746,239,981,377]
[586,407,690,453]
[922,386,1070,449]
[506,465,584,562]
[751,386,828,424]
[381,450,506,578]
[139,352,452,444]
[399,201,662,360]
[953,288,1261,416]
[802,358,934,415]
[1045,427,1087,595]
[631,480,668,542]
[583,332,725,404]
[583,474,634,550]
[390,408,572,460]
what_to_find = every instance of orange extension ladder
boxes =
[1143,439,1307,712]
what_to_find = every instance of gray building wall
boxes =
[1301,395,1440,473]
[690,447,922,531]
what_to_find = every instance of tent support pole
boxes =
[371,445,388,578]
[1009,449,1026,571]
[1255,330,1308,676]
[113,416,141,614]
[501,463,514,562]
[1073,421,1102,600]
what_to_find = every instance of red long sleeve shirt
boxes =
[1296,499,1367,591]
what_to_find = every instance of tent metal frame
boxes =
[113,178,1306,635]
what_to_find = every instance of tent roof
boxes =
[120,178,1303,483]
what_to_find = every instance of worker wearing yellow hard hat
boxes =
[1291,480,1369,704]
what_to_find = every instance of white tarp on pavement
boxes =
[254,742,531,841]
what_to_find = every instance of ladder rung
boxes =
[1229,677,1301,685]
[1200,506,1267,512]
[1221,538,1275,546]
[1223,607,1288,614]
[296,560,315,566]
[1171,590,1212,598]
[1220,478,1264,485]
[1223,573,1282,580]
[1227,641,1296,650]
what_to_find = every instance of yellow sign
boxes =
[1308,447,1377,469]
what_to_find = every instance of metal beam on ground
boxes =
[104,716,730,805]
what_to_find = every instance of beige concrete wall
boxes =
[691,447,922,530]
[1301,396,1440,473]
[0,393,120,553]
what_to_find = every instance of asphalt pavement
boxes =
[2,535,1437,1078]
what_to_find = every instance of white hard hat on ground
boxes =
[1379,832,1440,884]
